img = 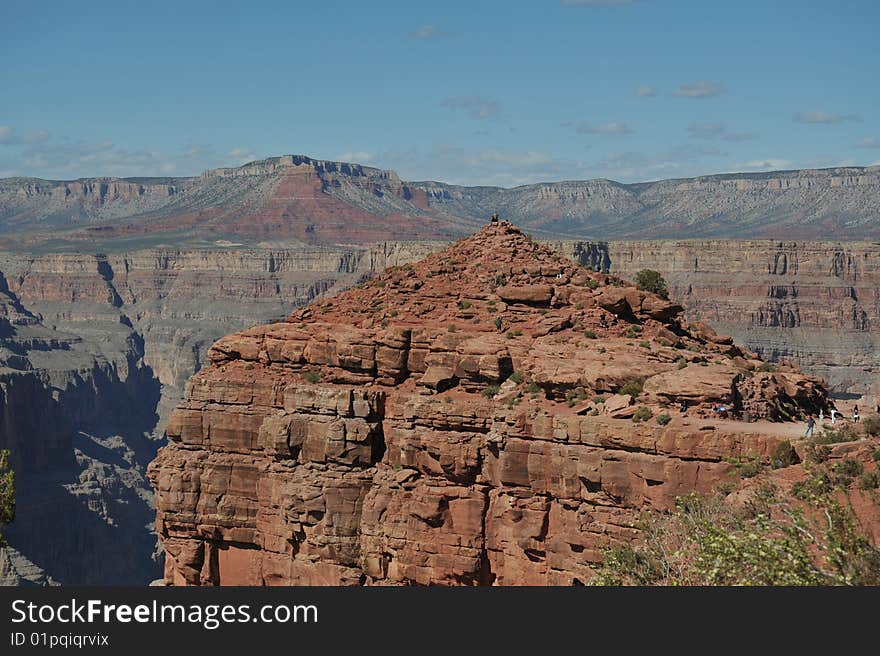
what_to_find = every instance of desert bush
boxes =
[677,358,687,370]
[815,426,860,445]
[584,330,597,339]
[634,270,669,300]
[448,323,457,333]
[619,380,643,398]
[482,384,500,399]
[862,416,880,437]
[591,485,880,586]
[303,370,321,384]
[632,406,653,423]
[656,413,671,426]
[508,371,524,384]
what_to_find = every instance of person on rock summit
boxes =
[490,212,499,223]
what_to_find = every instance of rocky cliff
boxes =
[148,222,831,585]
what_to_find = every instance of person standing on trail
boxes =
[830,408,837,425]
[853,405,860,423]
[804,414,816,439]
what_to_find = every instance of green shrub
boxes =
[858,471,880,490]
[448,323,457,333]
[303,370,321,384]
[862,416,880,437]
[634,270,669,300]
[619,380,643,398]
[508,371,524,384]
[632,406,653,423]
[639,340,650,349]
[482,385,500,399]
[835,459,864,479]
[586,279,600,290]
[815,426,860,445]
[584,330,597,339]
[757,362,777,373]
[591,486,880,586]
[677,358,687,370]
[458,300,472,310]
[656,413,672,426]
[526,382,541,395]
[598,347,606,354]
[593,395,606,404]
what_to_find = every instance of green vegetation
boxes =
[593,395,606,404]
[639,340,650,349]
[526,382,541,395]
[725,454,766,478]
[482,384,501,399]
[591,485,880,586]
[302,370,322,384]
[448,323,457,333]
[0,450,14,547]
[634,269,669,300]
[814,426,860,445]
[677,357,688,370]
[757,362,777,373]
[508,371,524,384]
[584,330,597,339]
[458,300,472,310]
[632,406,653,423]
[656,413,672,426]
[863,416,880,437]
[619,380,643,399]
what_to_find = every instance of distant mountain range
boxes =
[2,154,879,249]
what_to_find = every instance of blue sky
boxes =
[2,0,878,185]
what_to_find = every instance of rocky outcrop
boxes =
[150,222,831,585]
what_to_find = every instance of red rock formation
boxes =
[148,222,832,585]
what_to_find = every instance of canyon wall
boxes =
[597,240,880,398]
[2,237,878,583]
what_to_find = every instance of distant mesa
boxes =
[2,154,880,249]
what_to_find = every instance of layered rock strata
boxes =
[150,222,830,585]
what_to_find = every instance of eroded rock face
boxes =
[149,222,831,585]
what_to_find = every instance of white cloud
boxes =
[410,25,440,39]
[856,137,880,149]
[0,137,261,179]
[576,121,634,135]
[0,126,50,145]
[673,81,726,98]
[442,96,501,119]
[687,123,754,141]
[794,111,860,124]
[384,141,727,186]
[740,158,793,171]
[334,151,375,163]
[636,86,656,97]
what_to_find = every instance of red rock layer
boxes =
[149,222,830,585]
